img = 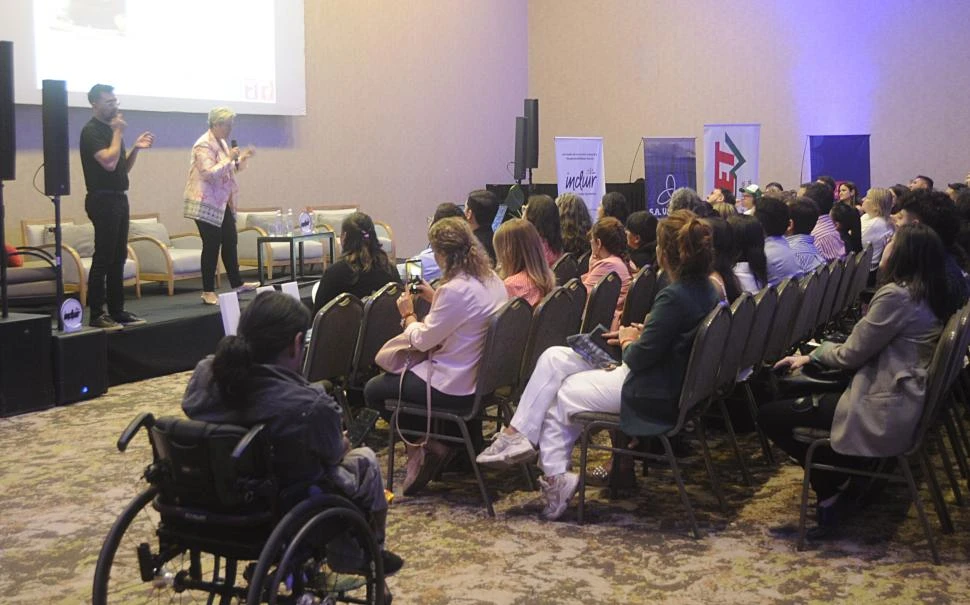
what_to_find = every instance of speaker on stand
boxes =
[41,79,69,331]
[524,98,539,194]
[1,41,16,318]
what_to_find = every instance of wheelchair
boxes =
[92,413,387,604]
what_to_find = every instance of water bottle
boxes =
[274,209,284,236]
[285,208,295,234]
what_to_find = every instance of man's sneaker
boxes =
[90,313,123,331]
[538,472,580,521]
[111,311,147,326]
[475,431,537,468]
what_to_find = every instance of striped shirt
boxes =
[811,214,846,261]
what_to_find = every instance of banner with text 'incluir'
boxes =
[703,124,760,197]
[644,137,696,217]
[554,137,606,216]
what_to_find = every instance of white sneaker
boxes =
[475,431,537,468]
[539,472,580,521]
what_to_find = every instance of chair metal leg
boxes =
[942,407,970,480]
[744,382,776,465]
[695,420,727,513]
[660,435,702,539]
[717,398,754,486]
[796,440,822,552]
[457,420,494,517]
[919,448,954,535]
[909,453,943,564]
[950,404,970,476]
[386,409,397,492]
[578,426,591,525]
[934,431,965,506]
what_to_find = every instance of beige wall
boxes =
[4,1,529,255]
[529,0,970,193]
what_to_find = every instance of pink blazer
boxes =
[582,255,634,331]
[182,131,242,227]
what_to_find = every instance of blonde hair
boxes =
[494,219,556,297]
[712,201,737,219]
[429,217,493,284]
[208,107,236,128]
[866,187,893,219]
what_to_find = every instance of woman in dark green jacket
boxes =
[476,210,721,520]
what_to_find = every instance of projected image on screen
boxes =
[34,0,277,104]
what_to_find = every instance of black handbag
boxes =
[773,359,852,398]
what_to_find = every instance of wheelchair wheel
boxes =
[246,495,384,605]
[93,487,244,604]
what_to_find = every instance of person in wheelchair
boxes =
[182,291,404,578]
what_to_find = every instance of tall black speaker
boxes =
[0,41,14,181]
[42,79,70,196]
[513,116,527,182]
[0,314,54,417]
[52,328,108,405]
[524,98,538,169]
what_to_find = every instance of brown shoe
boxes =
[402,440,450,496]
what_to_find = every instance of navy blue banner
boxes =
[809,134,871,198]
[644,137,696,217]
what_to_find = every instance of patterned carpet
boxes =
[1,371,969,604]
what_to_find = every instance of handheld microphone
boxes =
[230,139,238,149]
[231,139,239,168]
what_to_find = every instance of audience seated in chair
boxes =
[557,193,593,259]
[494,218,556,306]
[755,196,802,286]
[476,210,721,521]
[464,189,500,266]
[626,211,658,270]
[524,194,564,268]
[785,197,826,274]
[582,217,635,331]
[181,291,403,581]
[409,202,465,283]
[701,216,742,303]
[728,214,768,294]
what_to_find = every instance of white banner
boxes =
[554,137,606,216]
[703,124,761,198]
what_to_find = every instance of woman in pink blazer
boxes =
[582,217,635,331]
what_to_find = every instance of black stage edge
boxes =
[7,275,316,388]
[486,181,646,213]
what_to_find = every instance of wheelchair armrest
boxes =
[118,412,156,452]
[230,423,267,463]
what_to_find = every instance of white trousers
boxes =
[510,346,628,476]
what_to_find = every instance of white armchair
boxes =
[309,204,396,261]
[128,213,213,295]
[236,207,327,280]
[20,218,140,306]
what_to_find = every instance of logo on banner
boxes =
[713,133,746,193]
[564,169,599,192]
[656,174,677,208]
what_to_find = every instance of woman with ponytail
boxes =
[313,211,401,314]
[182,291,403,581]
[476,210,721,521]
[583,216,636,331]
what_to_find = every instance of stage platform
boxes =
[5,273,316,388]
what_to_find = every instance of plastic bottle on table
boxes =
[274,209,283,236]
[286,208,295,234]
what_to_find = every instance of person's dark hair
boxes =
[656,210,714,280]
[701,217,742,302]
[830,202,863,253]
[211,291,309,402]
[590,216,629,263]
[839,181,858,204]
[914,175,935,190]
[803,181,836,214]
[525,194,563,255]
[884,223,950,320]
[557,193,593,257]
[754,196,791,237]
[625,211,657,248]
[890,184,909,214]
[466,189,500,228]
[719,188,736,207]
[600,192,630,224]
[787,197,820,235]
[955,188,970,221]
[727,214,768,287]
[340,212,394,278]
[816,175,836,191]
[899,189,960,250]
[87,83,114,104]
[948,182,968,194]
[432,202,464,225]
[765,182,784,193]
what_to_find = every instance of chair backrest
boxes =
[714,293,755,391]
[620,266,658,326]
[762,277,802,362]
[520,287,575,385]
[469,297,534,416]
[786,269,825,350]
[562,277,587,333]
[832,251,859,318]
[580,271,621,333]
[815,259,844,330]
[845,244,874,309]
[907,303,970,456]
[576,250,591,275]
[672,304,732,431]
[738,285,778,370]
[349,282,404,386]
[303,293,364,383]
[149,416,273,513]
[551,253,580,286]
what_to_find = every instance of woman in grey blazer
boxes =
[763,223,951,533]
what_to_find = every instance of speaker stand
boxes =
[49,194,65,331]
[1,179,7,318]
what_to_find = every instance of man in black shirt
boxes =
[464,189,499,265]
[80,83,154,329]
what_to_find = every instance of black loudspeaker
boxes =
[514,116,527,182]
[0,314,54,417]
[524,98,538,169]
[51,328,108,405]
[42,79,70,196]
[0,41,14,181]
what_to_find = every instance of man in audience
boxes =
[802,181,845,261]
[738,184,761,215]
[755,196,801,285]
[909,175,934,190]
[413,202,464,281]
[707,187,736,208]
[625,210,657,269]
[785,197,825,273]
[599,191,630,223]
[464,189,499,265]
[765,181,785,194]
[946,182,967,202]
[816,175,837,192]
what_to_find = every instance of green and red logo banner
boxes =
[703,124,760,198]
